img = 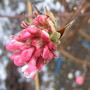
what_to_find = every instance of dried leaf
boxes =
[57,19,76,40]
[45,7,56,27]
[47,19,56,33]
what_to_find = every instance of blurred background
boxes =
[0,0,90,90]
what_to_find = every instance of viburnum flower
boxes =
[6,7,61,79]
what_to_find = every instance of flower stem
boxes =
[27,0,40,90]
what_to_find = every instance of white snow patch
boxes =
[66,0,71,3]
[36,0,64,12]
[16,2,26,14]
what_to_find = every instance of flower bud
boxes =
[33,15,48,26]
[11,52,21,61]
[20,29,32,40]
[27,25,40,35]
[42,45,50,59]
[12,35,24,42]
[34,48,43,57]
[45,51,53,61]
[31,38,42,49]
[21,47,35,61]
[28,63,37,72]
[6,40,19,51]
[47,41,56,51]
[37,57,44,70]
[14,56,24,66]
[28,54,39,65]
[18,43,29,51]
[41,30,50,43]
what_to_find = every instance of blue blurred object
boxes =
[81,40,90,49]
[54,57,63,76]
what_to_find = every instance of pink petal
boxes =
[42,45,50,59]
[6,40,29,51]
[19,43,29,51]
[12,35,24,42]
[27,25,40,35]
[34,48,43,57]
[32,19,41,26]
[14,56,24,66]
[21,47,35,61]
[20,29,32,40]
[41,30,50,43]
[28,54,38,65]
[45,51,53,61]
[31,38,42,49]
[37,57,44,70]
[38,15,47,26]
[33,15,48,26]
[28,63,37,72]
[6,40,19,51]
[11,52,21,61]
[47,41,56,51]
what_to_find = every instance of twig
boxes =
[34,72,40,90]
[0,14,30,18]
[60,48,90,66]
[27,0,32,24]
[0,12,90,19]
[79,30,90,41]
[56,12,90,17]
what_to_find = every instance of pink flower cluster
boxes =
[6,10,60,79]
